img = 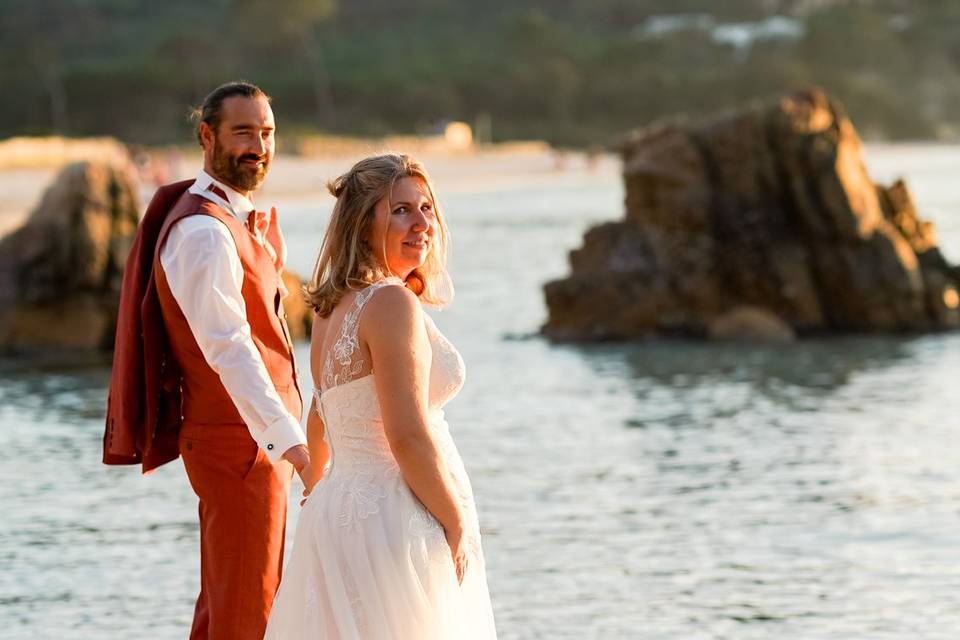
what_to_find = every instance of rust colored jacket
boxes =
[103,180,192,472]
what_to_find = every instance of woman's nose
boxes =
[411,208,431,231]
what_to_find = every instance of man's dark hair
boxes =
[189,81,271,146]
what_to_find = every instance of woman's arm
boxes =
[363,285,467,579]
[305,395,330,491]
[304,311,331,497]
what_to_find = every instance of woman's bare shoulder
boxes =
[361,283,422,337]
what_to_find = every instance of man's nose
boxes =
[249,134,267,155]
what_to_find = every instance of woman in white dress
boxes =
[264,154,497,639]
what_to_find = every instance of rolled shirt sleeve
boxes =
[159,215,306,462]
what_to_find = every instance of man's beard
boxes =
[211,139,270,192]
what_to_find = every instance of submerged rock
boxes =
[543,88,960,341]
[707,306,796,343]
[0,161,141,353]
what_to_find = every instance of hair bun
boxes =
[327,177,344,198]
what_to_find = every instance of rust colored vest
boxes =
[153,193,302,427]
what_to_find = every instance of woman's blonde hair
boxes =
[304,153,453,317]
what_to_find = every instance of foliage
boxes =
[2,0,960,145]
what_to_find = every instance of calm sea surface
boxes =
[4,146,960,639]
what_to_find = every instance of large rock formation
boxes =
[543,89,960,341]
[0,161,141,352]
[0,161,314,354]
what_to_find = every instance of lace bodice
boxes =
[312,278,466,474]
[319,279,380,393]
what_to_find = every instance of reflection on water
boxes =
[0,356,112,421]
[462,328,960,638]
[5,148,960,638]
[617,335,915,390]
[616,335,918,422]
[474,333,960,639]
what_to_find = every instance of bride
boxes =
[264,154,497,639]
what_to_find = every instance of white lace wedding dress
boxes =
[264,278,497,639]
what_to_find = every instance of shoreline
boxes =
[0,138,619,237]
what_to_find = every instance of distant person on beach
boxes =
[104,81,311,640]
[263,154,497,638]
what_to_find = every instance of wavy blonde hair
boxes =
[304,153,453,317]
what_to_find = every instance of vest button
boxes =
[267,443,274,451]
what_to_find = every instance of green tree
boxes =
[0,0,102,135]
[231,0,337,126]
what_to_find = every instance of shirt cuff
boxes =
[253,414,307,463]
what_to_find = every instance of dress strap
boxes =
[319,277,404,393]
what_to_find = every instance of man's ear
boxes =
[199,122,214,151]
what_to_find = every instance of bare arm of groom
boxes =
[160,217,307,467]
[363,286,466,537]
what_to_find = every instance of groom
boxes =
[106,81,310,639]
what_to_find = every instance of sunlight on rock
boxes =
[943,287,959,309]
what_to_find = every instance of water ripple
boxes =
[6,149,960,637]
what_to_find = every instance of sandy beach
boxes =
[0,144,619,238]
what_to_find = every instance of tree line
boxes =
[3,0,960,147]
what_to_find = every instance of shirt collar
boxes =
[194,169,255,220]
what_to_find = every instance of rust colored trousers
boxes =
[180,421,293,640]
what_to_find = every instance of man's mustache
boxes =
[237,153,267,164]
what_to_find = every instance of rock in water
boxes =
[543,89,960,341]
[707,306,796,343]
[0,163,314,355]
[281,269,312,341]
[0,161,141,352]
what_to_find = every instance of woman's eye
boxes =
[393,206,407,215]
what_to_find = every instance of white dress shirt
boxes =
[159,170,306,463]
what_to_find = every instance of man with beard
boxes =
[109,81,311,639]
